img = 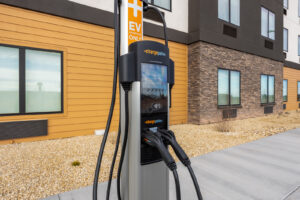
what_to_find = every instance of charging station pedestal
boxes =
[120,41,174,200]
[119,1,174,200]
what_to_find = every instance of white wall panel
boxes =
[68,0,188,33]
[284,0,300,64]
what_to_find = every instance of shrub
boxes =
[72,160,81,167]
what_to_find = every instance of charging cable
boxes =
[159,129,203,200]
[142,130,181,200]
[92,0,121,199]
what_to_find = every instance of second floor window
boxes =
[261,7,275,40]
[147,0,171,11]
[218,0,240,26]
[261,75,275,104]
[283,28,288,52]
[283,79,288,102]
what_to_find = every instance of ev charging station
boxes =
[92,0,202,200]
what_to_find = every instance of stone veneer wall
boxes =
[188,41,283,124]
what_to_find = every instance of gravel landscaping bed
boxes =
[1,111,300,200]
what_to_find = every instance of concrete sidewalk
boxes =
[44,129,300,200]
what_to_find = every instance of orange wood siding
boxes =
[0,4,188,144]
[283,67,300,111]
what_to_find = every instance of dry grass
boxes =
[1,111,300,199]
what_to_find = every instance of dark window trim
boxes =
[0,43,64,117]
[148,0,172,12]
[218,0,240,26]
[217,68,241,107]
[260,74,275,105]
[283,28,288,52]
[283,79,288,102]
[261,6,275,41]
[297,81,300,101]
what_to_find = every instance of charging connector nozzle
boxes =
[158,129,191,167]
[142,130,177,171]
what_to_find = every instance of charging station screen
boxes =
[141,63,168,114]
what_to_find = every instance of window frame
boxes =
[218,0,240,26]
[283,28,288,52]
[297,81,300,101]
[283,79,288,102]
[260,74,275,105]
[217,68,241,107]
[148,0,172,12]
[261,7,276,40]
[0,43,64,117]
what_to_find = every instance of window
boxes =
[299,0,300,17]
[284,0,288,9]
[298,36,300,56]
[261,7,275,40]
[261,75,275,104]
[298,81,300,101]
[218,69,241,106]
[0,44,63,115]
[0,46,19,114]
[283,79,288,102]
[283,28,288,52]
[218,0,240,26]
[147,0,171,11]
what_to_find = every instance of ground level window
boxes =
[283,79,288,102]
[261,75,275,104]
[0,46,19,114]
[298,81,300,101]
[0,44,63,116]
[218,69,240,106]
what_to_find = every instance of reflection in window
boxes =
[230,71,240,105]
[261,75,268,104]
[0,46,19,114]
[298,36,300,56]
[230,0,240,26]
[218,0,240,26]
[283,80,288,102]
[153,0,170,10]
[284,0,288,9]
[148,0,171,10]
[218,69,240,106]
[25,50,62,113]
[218,69,229,106]
[261,75,275,104]
[283,28,288,52]
[261,7,275,40]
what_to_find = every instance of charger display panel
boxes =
[141,63,168,114]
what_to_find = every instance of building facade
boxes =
[0,0,286,144]
[283,0,300,110]
[188,0,284,124]
[0,0,189,144]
